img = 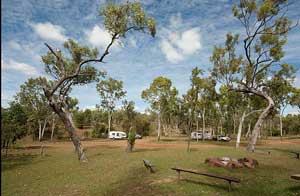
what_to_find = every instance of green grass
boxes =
[1,139,300,196]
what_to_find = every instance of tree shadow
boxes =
[1,153,43,172]
[181,178,230,192]
[13,145,51,150]
[132,148,162,153]
[285,185,300,193]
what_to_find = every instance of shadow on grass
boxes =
[181,178,229,191]
[132,148,163,153]
[13,145,51,150]
[1,153,43,172]
[285,185,300,193]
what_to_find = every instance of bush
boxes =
[126,129,136,152]
[83,131,90,138]
[92,123,107,138]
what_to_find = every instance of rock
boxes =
[227,160,243,168]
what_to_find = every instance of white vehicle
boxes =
[109,131,127,140]
[191,131,212,140]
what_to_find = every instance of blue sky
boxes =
[2,0,300,114]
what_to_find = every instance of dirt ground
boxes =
[32,137,300,150]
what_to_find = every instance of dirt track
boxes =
[39,137,300,150]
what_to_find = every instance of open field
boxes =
[2,137,300,196]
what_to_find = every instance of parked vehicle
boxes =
[109,131,127,140]
[191,131,212,140]
[217,135,231,142]
[135,134,143,139]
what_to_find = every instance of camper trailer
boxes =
[109,131,127,140]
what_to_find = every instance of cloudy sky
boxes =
[2,0,300,114]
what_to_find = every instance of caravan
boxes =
[109,131,127,140]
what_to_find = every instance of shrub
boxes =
[92,123,107,138]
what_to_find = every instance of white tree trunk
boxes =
[108,112,111,138]
[202,108,205,141]
[51,118,55,142]
[247,93,274,151]
[157,109,161,142]
[236,111,246,148]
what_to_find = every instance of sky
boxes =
[1,0,300,115]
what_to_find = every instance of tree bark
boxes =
[246,121,251,138]
[236,111,246,148]
[247,93,274,151]
[51,117,55,142]
[5,141,9,157]
[202,108,205,141]
[48,101,88,162]
[157,106,161,142]
[108,111,111,138]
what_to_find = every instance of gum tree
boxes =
[39,2,155,161]
[96,77,126,136]
[141,77,178,141]
[211,0,298,151]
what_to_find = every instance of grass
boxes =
[1,138,300,196]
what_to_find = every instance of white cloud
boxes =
[129,37,137,48]
[30,22,68,42]
[85,25,112,48]
[159,14,202,63]
[176,28,201,55]
[2,59,39,76]
[160,40,184,63]
[7,41,22,50]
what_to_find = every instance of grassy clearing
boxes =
[1,138,300,196]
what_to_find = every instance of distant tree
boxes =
[141,76,178,141]
[96,78,126,136]
[38,1,155,161]
[211,0,298,151]
[15,79,54,143]
[122,100,136,131]
[1,103,28,156]
[268,64,296,140]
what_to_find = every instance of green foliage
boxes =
[99,1,156,37]
[127,129,136,146]
[141,76,178,112]
[92,123,107,138]
[282,114,300,135]
[97,78,126,113]
[1,103,28,144]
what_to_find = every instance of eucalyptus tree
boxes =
[290,88,300,111]
[38,1,156,161]
[122,100,136,152]
[96,78,126,136]
[141,76,178,141]
[16,79,54,143]
[211,0,298,151]
[1,103,28,156]
[267,64,296,140]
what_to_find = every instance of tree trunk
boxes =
[5,141,9,157]
[246,122,251,138]
[51,118,55,142]
[38,120,42,141]
[49,102,88,162]
[247,93,274,151]
[236,111,246,148]
[233,115,236,136]
[108,112,111,138]
[157,106,161,142]
[187,120,192,152]
[202,108,205,141]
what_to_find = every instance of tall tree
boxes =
[141,76,178,141]
[96,77,126,136]
[268,64,296,140]
[211,0,297,151]
[1,103,28,156]
[38,1,155,161]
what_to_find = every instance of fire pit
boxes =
[205,157,258,169]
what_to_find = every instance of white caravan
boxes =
[191,131,212,140]
[109,131,127,140]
